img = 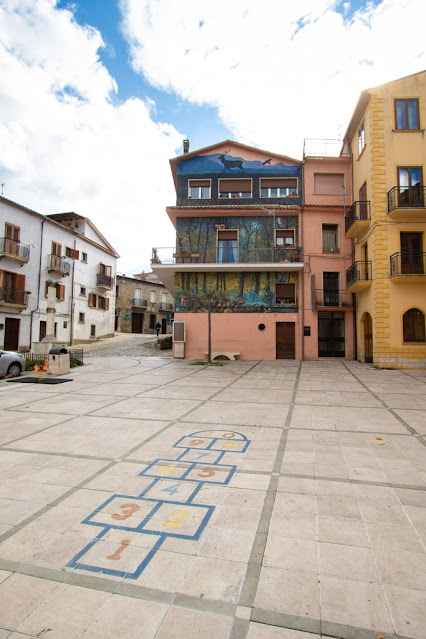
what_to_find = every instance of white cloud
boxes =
[0,0,183,272]
[120,0,425,158]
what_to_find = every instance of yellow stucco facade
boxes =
[345,71,426,368]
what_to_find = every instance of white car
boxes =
[0,350,25,378]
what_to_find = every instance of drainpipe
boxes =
[29,218,45,348]
[69,239,76,345]
[300,165,305,362]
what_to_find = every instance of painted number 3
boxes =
[162,509,189,528]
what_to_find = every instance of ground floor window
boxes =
[318,311,345,357]
[150,314,156,329]
[403,308,425,342]
[91,324,96,337]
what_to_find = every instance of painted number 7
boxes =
[162,509,189,529]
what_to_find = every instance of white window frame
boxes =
[188,179,211,199]
[260,178,298,198]
[275,229,295,247]
[150,290,156,303]
[218,178,252,199]
[358,120,365,156]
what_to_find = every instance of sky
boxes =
[0,0,425,274]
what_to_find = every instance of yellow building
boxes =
[343,71,426,369]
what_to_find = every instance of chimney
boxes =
[183,139,190,154]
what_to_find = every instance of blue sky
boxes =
[0,0,424,272]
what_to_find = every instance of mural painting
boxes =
[177,151,301,176]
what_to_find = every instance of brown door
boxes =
[364,313,373,363]
[4,317,20,351]
[132,313,144,333]
[401,232,423,274]
[276,322,295,359]
[161,318,167,334]
[39,321,47,341]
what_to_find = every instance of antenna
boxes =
[1,183,4,196]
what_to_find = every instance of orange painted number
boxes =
[111,503,140,521]
[162,509,189,529]
[190,439,204,446]
[197,467,216,478]
[223,433,236,438]
[107,539,131,561]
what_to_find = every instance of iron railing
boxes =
[159,302,173,311]
[0,287,28,305]
[345,201,371,233]
[388,186,426,212]
[152,246,303,265]
[346,261,372,288]
[47,254,71,274]
[97,273,113,288]
[0,238,30,260]
[390,252,426,276]
[22,349,84,365]
[132,298,147,307]
[314,289,354,307]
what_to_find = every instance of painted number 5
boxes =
[162,509,189,529]
[197,467,215,478]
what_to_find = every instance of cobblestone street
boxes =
[82,333,172,359]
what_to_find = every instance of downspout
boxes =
[300,165,305,362]
[69,239,76,345]
[29,218,45,348]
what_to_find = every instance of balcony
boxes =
[0,238,30,264]
[132,298,147,308]
[387,186,426,220]
[0,287,29,309]
[47,254,71,276]
[159,302,173,311]
[390,252,426,282]
[346,261,372,292]
[314,290,354,309]
[97,273,114,290]
[345,201,371,238]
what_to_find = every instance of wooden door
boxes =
[161,318,167,334]
[4,317,20,351]
[276,322,295,359]
[132,313,144,333]
[401,232,423,274]
[364,313,373,363]
[39,321,47,341]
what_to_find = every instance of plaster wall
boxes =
[303,157,352,207]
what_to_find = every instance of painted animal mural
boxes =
[218,150,245,173]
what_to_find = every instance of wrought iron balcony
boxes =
[345,201,371,237]
[314,289,354,308]
[388,186,426,213]
[0,238,30,262]
[97,273,113,289]
[46,254,71,275]
[0,287,29,307]
[152,246,303,265]
[390,252,426,278]
[132,298,147,307]
[346,261,372,290]
[159,302,173,311]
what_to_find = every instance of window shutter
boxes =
[276,283,295,298]
[57,284,65,301]
[70,249,79,260]
[16,274,25,291]
[105,297,109,310]
[219,179,251,192]
[189,180,210,187]
[261,178,297,189]
[88,293,94,308]
[45,282,50,297]
[218,230,238,240]
[0,270,3,288]
[314,173,345,195]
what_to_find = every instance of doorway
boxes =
[364,313,373,363]
[161,318,167,334]
[132,313,144,334]
[318,312,345,357]
[401,232,423,274]
[276,322,295,359]
[39,320,47,341]
[4,317,20,351]
[323,272,339,306]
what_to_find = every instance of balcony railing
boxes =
[152,246,303,265]
[388,186,426,212]
[390,252,426,276]
[132,298,147,307]
[47,254,71,275]
[0,287,29,306]
[345,201,371,233]
[0,238,30,261]
[159,302,173,311]
[97,273,113,288]
[314,290,354,307]
[346,261,372,288]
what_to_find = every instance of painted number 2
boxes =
[162,509,189,528]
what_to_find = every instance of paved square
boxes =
[0,356,425,639]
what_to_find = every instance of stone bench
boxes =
[204,351,240,361]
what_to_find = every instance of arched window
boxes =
[403,308,425,342]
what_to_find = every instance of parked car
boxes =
[0,350,25,378]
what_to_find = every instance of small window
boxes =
[322,224,339,253]
[150,291,156,303]
[65,247,79,259]
[314,173,345,195]
[188,179,211,199]
[81,252,88,262]
[80,287,86,296]
[260,178,297,198]
[395,99,420,130]
[56,283,65,302]
[403,308,425,342]
[52,241,62,257]
[218,230,238,263]
[90,324,96,337]
[275,283,295,305]
[358,120,365,155]
[275,229,294,247]
[150,314,156,329]
[79,313,85,323]
[5,222,20,241]
[219,178,251,198]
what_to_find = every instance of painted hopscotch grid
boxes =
[67,429,250,579]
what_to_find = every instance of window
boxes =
[275,283,295,305]
[359,182,368,219]
[397,166,423,207]
[275,229,294,247]
[150,314,156,329]
[403,308,425,342]
[358,120,365,155]
[80,286,86,296]
[91,324,96,337]
[65,247,79,259]
[56,283,65,302]
[81,252,88,262]
[150,290,156,303]
[88,293,109,310]
[322,224,339,253]
[217,230,237,263]
[188,179,211,199]
[219,178,251,198]
[395,99,420,130]
[314,173,345,195]
[260,178,297,198]
[323,272,339,306]
[79,313,85,323]
[5,223,20,241]
[39,321,46,341]
[52,241,62,257]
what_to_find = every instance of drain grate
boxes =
[7,377,73,384]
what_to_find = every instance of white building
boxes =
[0,196,119,350]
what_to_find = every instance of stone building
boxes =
[115,274,173,334]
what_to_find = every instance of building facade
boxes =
[0,197,118,350]
[115,274,173,334]
[344,71,426,368]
